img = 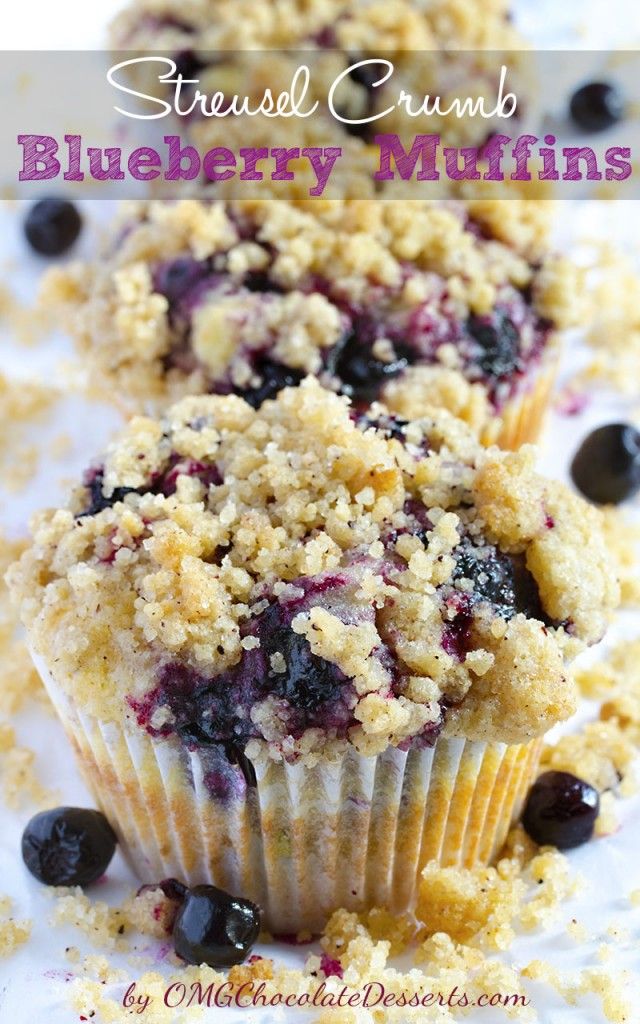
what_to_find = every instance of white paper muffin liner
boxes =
[35,659,541,934]
[484,343,559,451]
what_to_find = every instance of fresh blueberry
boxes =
[332,330,413,401]
[569,82,624,132]
[522,771,599,849]
[24,200,82,257]
[238,359,304,408]
[466,311,520,379]
[21,807,117,886]
[452,539,547,622]
[571,423,640,505]
[173,884,261,967]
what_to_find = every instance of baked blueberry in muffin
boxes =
[46,199,578,447]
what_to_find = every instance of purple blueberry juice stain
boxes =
[319,954,344,979]
[43,969,75,983]
[556,387,590,417]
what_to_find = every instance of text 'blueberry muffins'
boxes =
[8,381,617,932]
[46,198,579,449]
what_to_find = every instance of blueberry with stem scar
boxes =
[22,807,117,886]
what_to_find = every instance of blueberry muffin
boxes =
[46,198,577,448]
[8,380,617,932]
[110,0,533,201]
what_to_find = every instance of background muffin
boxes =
[45,198,579,448]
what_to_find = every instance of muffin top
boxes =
[113,0,521,50]
[111,0,538,203]
[9,381,618,766]
[46,198,579,430]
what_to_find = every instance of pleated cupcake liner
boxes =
[36,660,541,934]
[485,346,560,451]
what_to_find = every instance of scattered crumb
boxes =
[0,530,47,717]
[0,372,59,494]
[415,860,525,950]
[415,850,578,952]
[49,887,158,952]
[122,885,182,940]
[605,921,630,943]
[594,790,620,837]
[0,894,31,957]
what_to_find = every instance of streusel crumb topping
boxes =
[8,380,617,758]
